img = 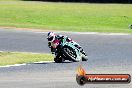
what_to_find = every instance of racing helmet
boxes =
[47,32,56,42]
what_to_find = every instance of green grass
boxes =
[0,1,132,33]
[0,0,21,2]
[0,52,53,66]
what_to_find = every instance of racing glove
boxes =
[48,42,51,48]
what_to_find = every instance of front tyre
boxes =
[63,46,78,62]
[82,54,88,61]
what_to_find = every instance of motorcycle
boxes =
[52,38,88,63]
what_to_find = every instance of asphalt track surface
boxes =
[0,29,132,88]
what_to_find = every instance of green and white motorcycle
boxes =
[54,38,88,63]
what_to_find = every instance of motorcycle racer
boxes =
[47,32,86,56]
[47,32,72,53]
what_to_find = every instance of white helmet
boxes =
[47,32,56,42]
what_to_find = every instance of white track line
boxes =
[0,61,54,68]
[65,32,130,35]
[32,61,54,64]
[36,31,130,36]
[0,63,27,68]
[0,28,131,35]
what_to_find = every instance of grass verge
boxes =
[0,52,53,66]
[0,1,132,33]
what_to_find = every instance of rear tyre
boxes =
[54,57,65,63]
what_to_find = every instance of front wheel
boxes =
[82,54,88,61]
[63,46,78,62]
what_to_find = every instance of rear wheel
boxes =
[54,56,65,63]
[63,46,78,62]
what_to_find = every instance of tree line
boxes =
[24,0,132,3]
